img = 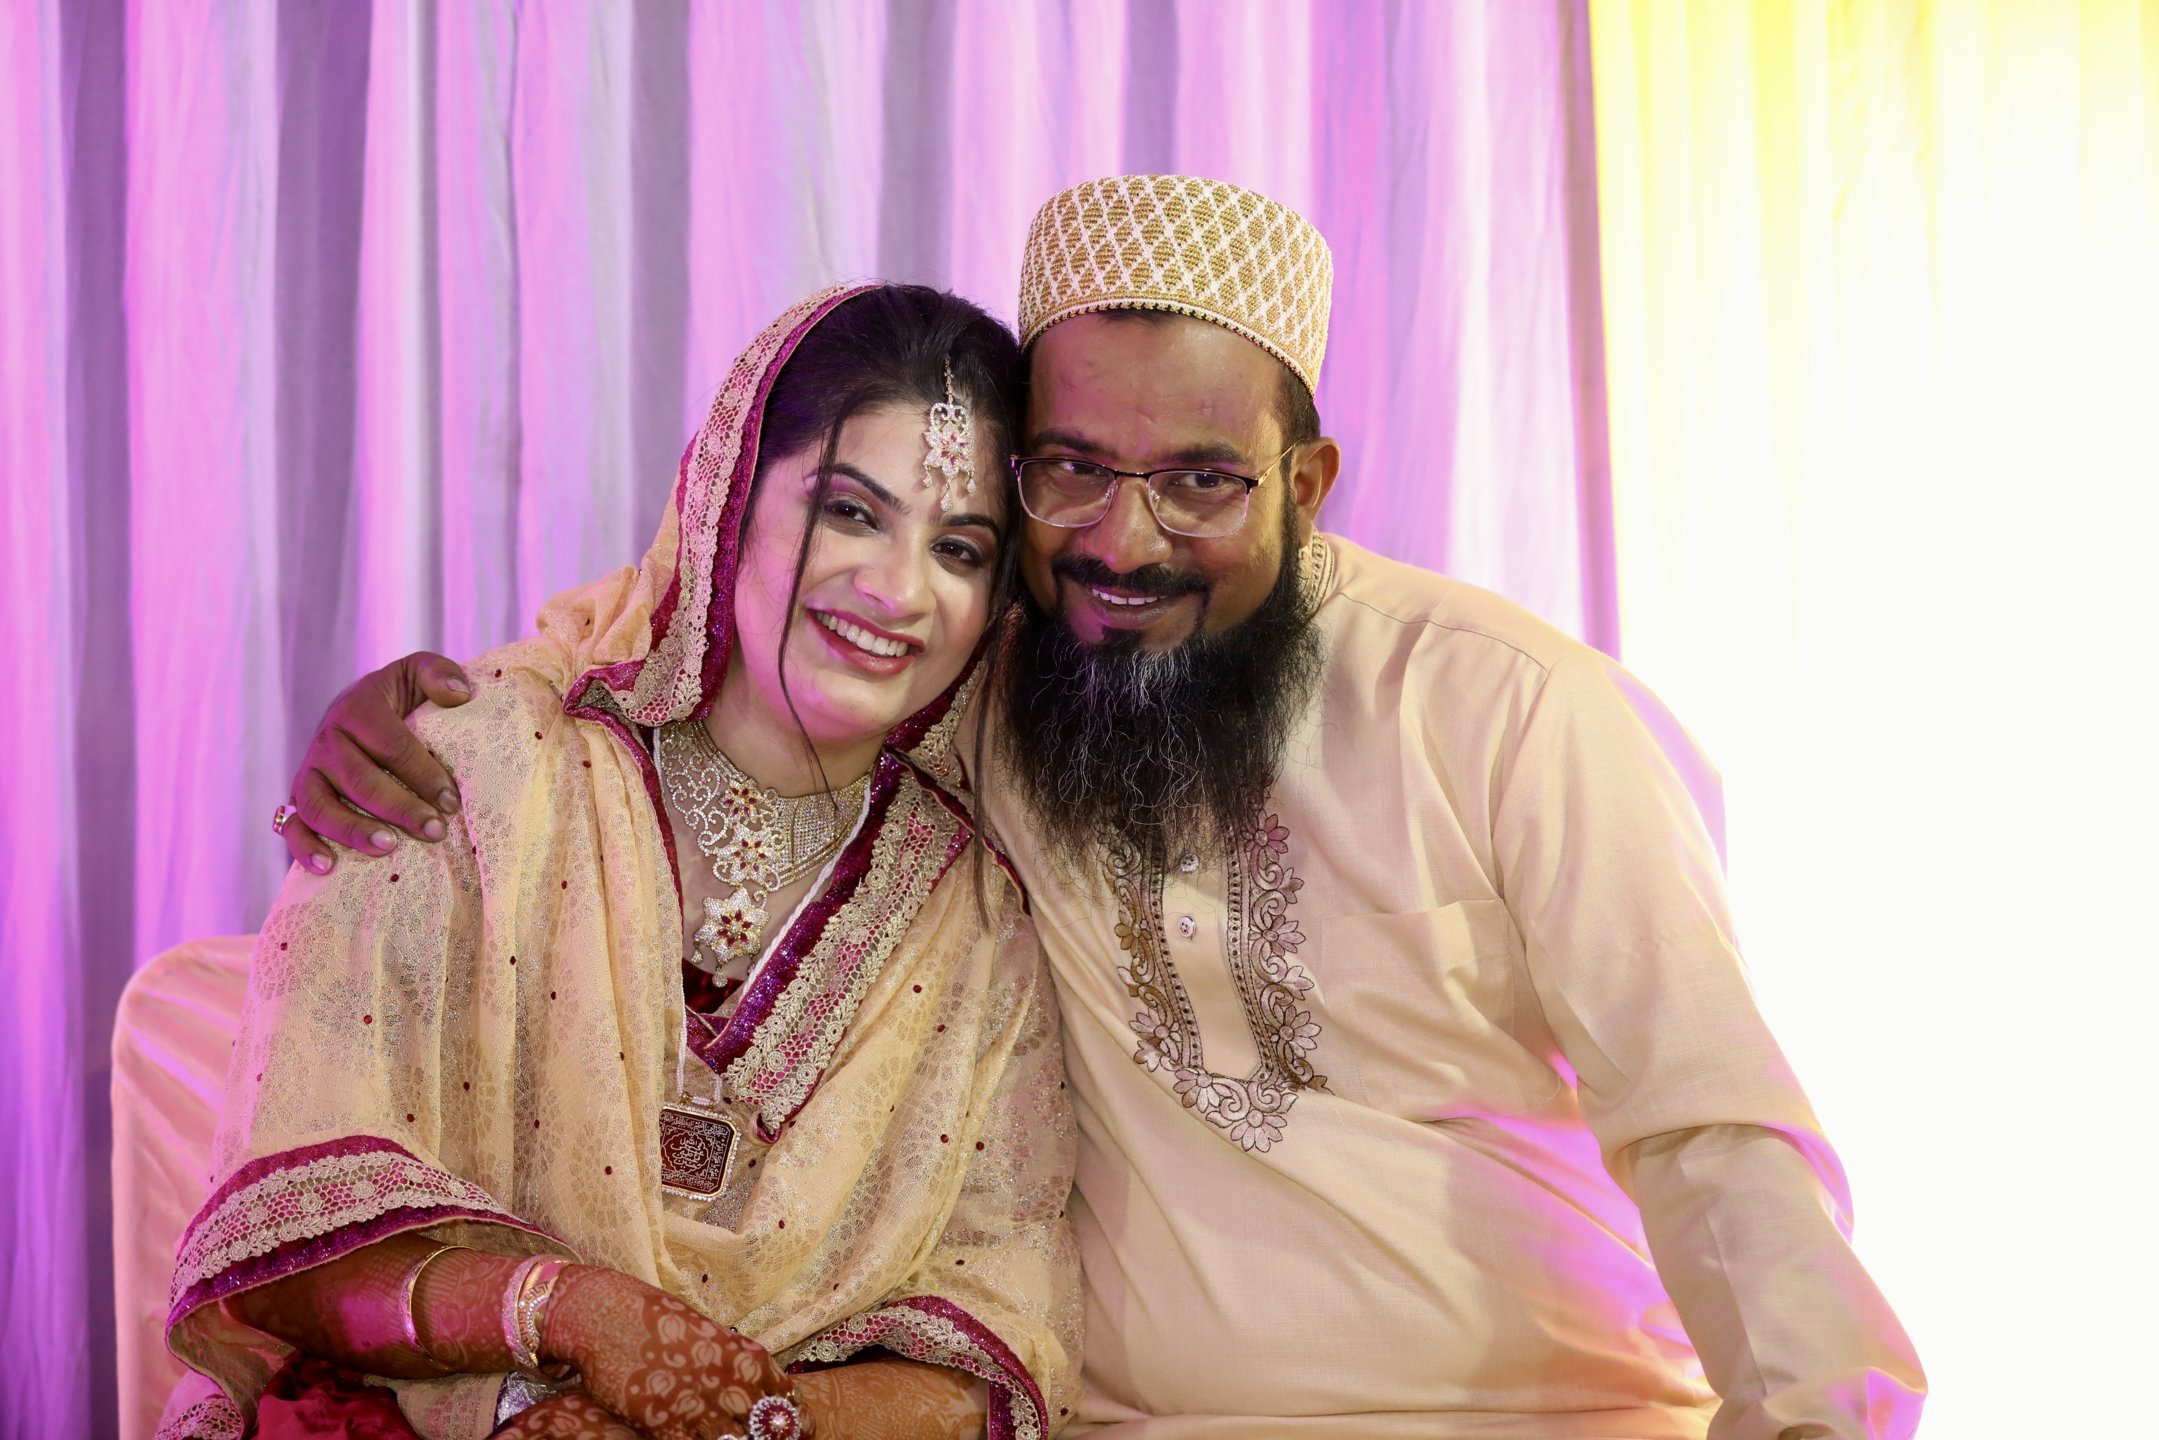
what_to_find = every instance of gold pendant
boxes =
[659,1100,739,1198]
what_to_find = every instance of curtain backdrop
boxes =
[1589,4,2158,1436]
[0,3,1610,1432]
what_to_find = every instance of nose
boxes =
[853,538,933,620]
[1071,475,1174,575]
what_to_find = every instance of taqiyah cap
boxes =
[1017,174,1333,394]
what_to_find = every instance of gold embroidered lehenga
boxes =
[159,287,1082,1440]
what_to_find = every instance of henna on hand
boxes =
[496,1392,643,1440]
[409,1245,528,1371]
[793,1358,988,1440]
[543,1266,798,1440]
[227,1234,479,1379]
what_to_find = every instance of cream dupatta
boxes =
[163,288,1082,1440]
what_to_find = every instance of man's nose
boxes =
[1071,477,1173,575]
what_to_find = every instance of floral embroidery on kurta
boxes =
[1108,813,1326,1152]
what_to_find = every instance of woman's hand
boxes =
[543,1266,805,1440]
[496,1392,643,1440]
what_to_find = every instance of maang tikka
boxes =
[923,356,976,512]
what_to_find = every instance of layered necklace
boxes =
[655,719,871,973]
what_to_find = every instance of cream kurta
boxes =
[984,536,1922,1439]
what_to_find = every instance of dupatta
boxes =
[161,288,1081,1440]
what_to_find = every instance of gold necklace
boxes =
[656,720,871,970]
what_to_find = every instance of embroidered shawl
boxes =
[162,288,1082,1440]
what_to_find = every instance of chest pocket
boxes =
[1312,899,1556,1120]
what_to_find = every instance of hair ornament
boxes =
[923,356,976,513]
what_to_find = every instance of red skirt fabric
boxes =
[255,1356,424,1439]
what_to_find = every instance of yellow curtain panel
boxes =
[1588,5,2158,1436]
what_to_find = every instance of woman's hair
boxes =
[732,283,1026,809]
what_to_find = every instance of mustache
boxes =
[1050,554,1209,599]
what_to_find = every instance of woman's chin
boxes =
[789,677,935,755]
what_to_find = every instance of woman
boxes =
[160,286,1081,1440]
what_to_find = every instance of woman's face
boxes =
[722,402,1006,756]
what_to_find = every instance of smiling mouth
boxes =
[1090,587,1159,608]
[812,610,920,659]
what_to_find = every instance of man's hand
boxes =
[281,651,474,874]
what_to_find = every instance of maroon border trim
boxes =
[681,758,975,1137]
[897,1295,1047,1440]
[167,1136,563,1328]
[789,1293,1050,1440]
[898,752,1025,913]
[884,660,969,754]
[566,286,871,738]
[564,286,874,901]
[683,751,907,1077]
[688,288,854,724]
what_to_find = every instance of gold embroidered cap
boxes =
[1017,174,1334,394]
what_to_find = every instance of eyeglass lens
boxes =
[1018,461,1250,538]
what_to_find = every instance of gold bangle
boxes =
[398,1244,464,1355]
[499,1255,546,1372]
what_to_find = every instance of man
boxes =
[283,176,1923,1437]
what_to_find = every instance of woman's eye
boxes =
[934,537,988,567]
[821,496,876,527]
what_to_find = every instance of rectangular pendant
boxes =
[659,1102,738,1198]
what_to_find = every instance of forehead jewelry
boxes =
[923,356,976,513]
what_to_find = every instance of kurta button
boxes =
[1177,915,1197,938]
[1178,853,1200,873]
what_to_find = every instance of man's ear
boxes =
[1288,438,1342,546]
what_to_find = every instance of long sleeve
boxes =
[1492,649,1925,1439]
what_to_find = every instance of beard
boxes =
[996,507,1325,875]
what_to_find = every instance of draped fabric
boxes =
[156,282,1080,1439]
[1,9,1610,1432]
[1588,4,2159,1437]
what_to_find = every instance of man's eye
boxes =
[1165,470,1235,493]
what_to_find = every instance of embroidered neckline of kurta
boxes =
[1108,813,1327,1152]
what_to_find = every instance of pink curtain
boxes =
[0,2,1611,1432]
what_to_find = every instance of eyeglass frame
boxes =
[1006,443,1302,538]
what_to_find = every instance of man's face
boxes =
[1021,314,1330,653]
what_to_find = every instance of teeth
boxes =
[815,612,911,658]
[1089,587,1160,608]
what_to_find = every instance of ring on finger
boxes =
[746,1394,804,1440]
[271,803,300,837]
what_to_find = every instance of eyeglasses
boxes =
[1009,444,1297,539]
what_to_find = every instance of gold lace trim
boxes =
[721,774,968,1132]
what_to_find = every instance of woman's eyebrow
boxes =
[829,463,909,512]
[831,462,997,534]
